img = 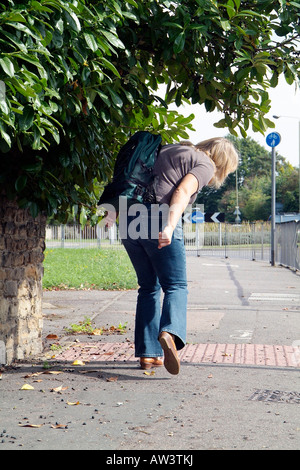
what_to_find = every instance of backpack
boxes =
[98,131,162,211]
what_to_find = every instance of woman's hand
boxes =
[158,225,174,249]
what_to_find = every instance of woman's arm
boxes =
[158,173,199,249]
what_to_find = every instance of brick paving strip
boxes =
[53,342,300,368]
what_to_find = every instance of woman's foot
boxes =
[140,357,163,370]
[159,331,180,375]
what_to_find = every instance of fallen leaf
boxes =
[43,370,63,375]
[72,359,85,366]
[92,329,102,336]
[67,400,80,406]
[46,334,59,340]
[18,424,43,428]
[106,376,118,382]
[51,385,68,392]
[20,384,34,390]
[24,372,43,378]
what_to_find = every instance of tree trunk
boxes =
[0,194,46,364]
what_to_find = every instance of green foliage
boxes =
[276,163,299,212]
[66,316,94,335]
[0,0,299,220]
[236,176,272,221]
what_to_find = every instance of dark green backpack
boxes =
[98,131,162,211]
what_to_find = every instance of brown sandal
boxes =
[159,331,180,375]
[140,357,163,370]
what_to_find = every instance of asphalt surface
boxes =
[0,254,299,452]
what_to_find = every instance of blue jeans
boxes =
[120,204,187,358]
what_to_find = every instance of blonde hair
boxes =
[180,137,239,188]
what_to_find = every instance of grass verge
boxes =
[43,248,138,290]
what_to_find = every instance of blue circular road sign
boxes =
[266,132,281,148]
[191,211,204,224]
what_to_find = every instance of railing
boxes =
[45,224,118,249]
[45,222,271,260]
[45,220,300,270]
[275,220,300,271]
[45,220,299,270]
[184,222,271,261]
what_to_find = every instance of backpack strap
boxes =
[143,181,157,203]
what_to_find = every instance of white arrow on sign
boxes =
[183,213,191,223]
[210,212,220,223]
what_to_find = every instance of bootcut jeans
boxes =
[120,203,187,358]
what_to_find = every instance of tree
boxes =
[277,163,299,212]
[0,0,299,221]
[234,175,272,221]
[0,0,195,224]
[0,0,299,362]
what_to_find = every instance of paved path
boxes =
[0,255,299,451]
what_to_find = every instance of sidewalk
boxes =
[0,255,299,450]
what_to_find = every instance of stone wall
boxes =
[0,195,46,364]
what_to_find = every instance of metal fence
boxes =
[185,222,272,262]
[45,224,116,249]
[46,221,270,258]
[45,220,300,271]
[275,220,300,271]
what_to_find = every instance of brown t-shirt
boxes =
[153,144,214,205]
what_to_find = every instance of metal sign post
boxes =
[266,132,281,266]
